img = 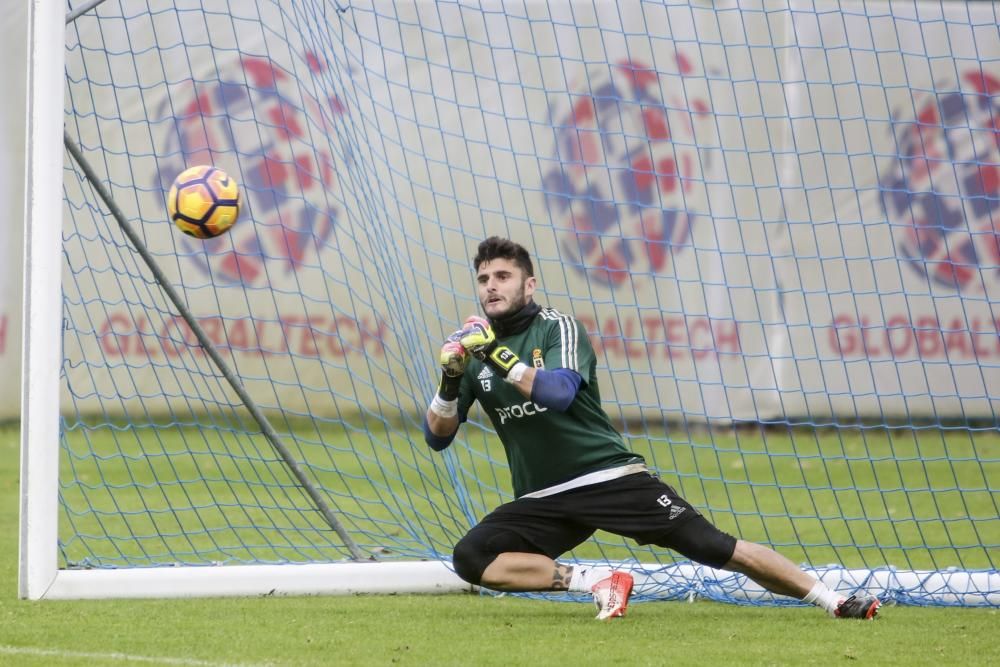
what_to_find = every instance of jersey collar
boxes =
[489,300,541,338]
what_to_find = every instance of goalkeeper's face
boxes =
[476,258,537,319]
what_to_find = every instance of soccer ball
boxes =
[167,165,241,239]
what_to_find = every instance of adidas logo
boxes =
[478,367,494,380]
[668,505,686,520]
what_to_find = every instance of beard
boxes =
[482,284,529,319]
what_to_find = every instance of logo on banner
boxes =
[542,55,714,287]
[154,55,346,285]
[880,71,1000,294]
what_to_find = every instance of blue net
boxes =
[59,0,998,605]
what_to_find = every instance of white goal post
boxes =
[19,0,69,602]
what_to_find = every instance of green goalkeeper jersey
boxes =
[456,306,642,497]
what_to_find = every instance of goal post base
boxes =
[34,561,471,600]
[29,560,1000,606]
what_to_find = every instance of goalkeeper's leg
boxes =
[451,514,591,591]
[664,519,881,619]
[723,540,816,599]
[455,549,635,621]
[450,508,635,620]
[724,540,880,619]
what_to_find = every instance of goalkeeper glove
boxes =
[458,316,525,380]
[436,335,469,401]
[440,338,469,378]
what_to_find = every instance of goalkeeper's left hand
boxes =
[457,316,523,379]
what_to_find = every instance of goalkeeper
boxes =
[425,236,881,621]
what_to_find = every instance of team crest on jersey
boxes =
[478,366,494,391]
[532,349,544,369]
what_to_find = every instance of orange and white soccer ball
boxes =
[167,165,241,239]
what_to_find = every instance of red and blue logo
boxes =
[880,71,1000,294]
[154,54,345,285]
[542,55,713,287]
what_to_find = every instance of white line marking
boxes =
[0,645,269,666]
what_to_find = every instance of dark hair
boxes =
[473,236,534,276]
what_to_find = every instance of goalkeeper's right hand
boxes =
[439,338,469,378]
[435,332,469,403]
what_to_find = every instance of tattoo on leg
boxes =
[552,563,572,590]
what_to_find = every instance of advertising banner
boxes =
[775,2,1000,418]
[50,1,1000,421]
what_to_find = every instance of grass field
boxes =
[3,421,1000,666]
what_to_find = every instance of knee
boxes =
[661,516,737,569]
[452,533,491,586]
[453,528,532,585]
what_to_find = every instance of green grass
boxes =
[3,422,1000,666]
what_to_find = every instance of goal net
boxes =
[21,0,999,605]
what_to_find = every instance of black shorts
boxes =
[455,471,737,576]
